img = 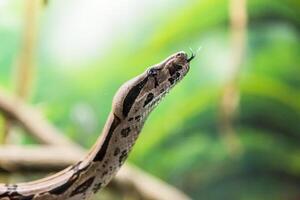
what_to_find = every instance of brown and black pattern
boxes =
[119,150,128,166]
[93,115,121,162]
[168,63,182,76]
[70,177,95,197]
[0,51,192,200]
[135,115,141,122]
[120,127,131,137]
[143,93,154,107]
[0,184,34,200]
[122,77,149,117]
[113,147,120,156]
[48,162,90,196]
[92,182,102,194]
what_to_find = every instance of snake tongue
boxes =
[187,52,195,63]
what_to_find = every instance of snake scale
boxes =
[0,51,194,200]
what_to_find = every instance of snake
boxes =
[0,51,194,200]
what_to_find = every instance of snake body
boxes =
[0,51,193,200]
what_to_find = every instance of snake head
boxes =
[113,51,193,120]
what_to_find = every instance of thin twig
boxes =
[0,89,79,147]
[15,0,40,99]
[219,0,247,156]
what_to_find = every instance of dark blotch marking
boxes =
[0,184,34,200]
[175,72,180,78]
[49,174,78,195]
[174,64,183,70]
[114,147,120,156]
[93,114,121,161]
[168,63,182,76]
[18,195,34,200]
[122,77,148,117]
[119,150,128,165]
[121,127,131,137]
[168,66,176,76]
[128,117,133,121]
[143,93,154,107]
[102,171,108,177]
[154,76,159,88]
[135,115,141,121]
[0,193,34,200]
[70,177,95,197]
[168,77,174,85]
[92,182,102,193]
[49,161,90,195]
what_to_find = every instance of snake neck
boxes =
[92,112,144,162]
[80,111,146,191]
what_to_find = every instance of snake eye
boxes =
[147,68,158,76]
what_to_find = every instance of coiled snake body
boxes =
[0,51,194,200]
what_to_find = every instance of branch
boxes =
[115,165,191,200]
[0,145,84,172]
[0,89,79,147]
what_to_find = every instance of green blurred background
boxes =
[0,0,300,199]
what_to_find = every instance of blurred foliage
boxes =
[0,0,300,199]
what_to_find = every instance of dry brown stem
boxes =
[219,0,248,156]
[15,0,40,99]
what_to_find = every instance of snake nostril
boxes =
[176,52,183,57]
[176,52,188,59]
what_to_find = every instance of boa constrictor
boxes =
[0,51,194,200]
